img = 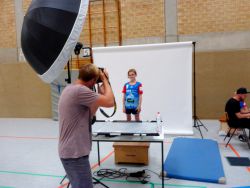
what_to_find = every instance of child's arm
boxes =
[122,93,126,113]
[137,83,143,112]
[137,94,142,112]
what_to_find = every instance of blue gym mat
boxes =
[164,138,226,184]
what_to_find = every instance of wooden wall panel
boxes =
[195,50,250,119]
[0,63,51,117]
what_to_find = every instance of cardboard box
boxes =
[113,142,150,165]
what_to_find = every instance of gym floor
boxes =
[0,119,249,188]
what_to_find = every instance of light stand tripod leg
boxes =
[93,177,109,188]
[194,118,203,139]
[197,118,208,131]
[60,176,109,188]
[193,116,208,139]
[60,175,70,188]
[60,175,67,184]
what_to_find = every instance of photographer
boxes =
[58,63,114,188]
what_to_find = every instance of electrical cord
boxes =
[93,168,127,179]
[93,168,151,184]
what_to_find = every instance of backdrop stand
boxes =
[192,42,208,139]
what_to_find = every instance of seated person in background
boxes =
[225,87,250,141]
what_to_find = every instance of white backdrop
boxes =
[92,42,193,135]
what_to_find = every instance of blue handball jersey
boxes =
[122,82,143,109]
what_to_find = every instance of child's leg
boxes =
[126,114,131,121]
[135,113,140,121]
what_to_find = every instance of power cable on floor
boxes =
[93,168,171,184]
[93,168,150,184]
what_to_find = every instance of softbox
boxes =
[21,0,89,83]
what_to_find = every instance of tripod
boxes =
[60,175,109,188]
[93,177,109,188]
[192,42,208,139]
[193,115,208,139]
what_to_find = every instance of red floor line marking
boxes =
[164,141,171,144]
[228,144,240,157]
[0,136,57,140]
[91,150,114,170]
[228,144,250,172]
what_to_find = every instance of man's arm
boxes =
[236,112,250,119]
[95,70,114,108]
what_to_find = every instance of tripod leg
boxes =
[60,175,67,184]
[194,119,203,139]
[93,177,109,188]
[197,118,208,131]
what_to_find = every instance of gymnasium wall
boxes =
[196,50,250,119]
[0,0,51,118]
[0,63,51,117]
[177,0,250,119]
[0,0,17,63]
[0,0,250,118]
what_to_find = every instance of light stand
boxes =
[65,61,71,84]
[192,42,208,139]
[93,177,109,188]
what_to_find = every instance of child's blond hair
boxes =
[128,69,137,76]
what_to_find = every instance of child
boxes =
[122,69,143,121]
[239,100,249,142]
[240,101,249,113]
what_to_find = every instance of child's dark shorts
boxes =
[125,108,138,115]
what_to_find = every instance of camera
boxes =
[96,67,104,83]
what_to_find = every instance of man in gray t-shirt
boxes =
[58,63,114,188]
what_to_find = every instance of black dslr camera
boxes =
[96,67,104,83]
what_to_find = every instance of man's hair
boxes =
[128,68,137,76]
[78,63,99,82]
